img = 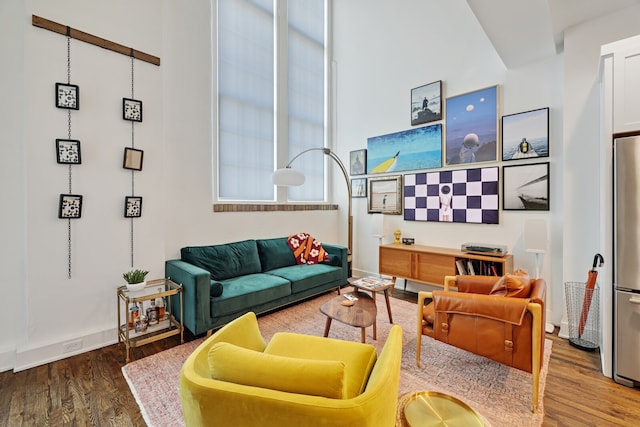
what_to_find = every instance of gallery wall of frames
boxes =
[349,80,550,225]
[37,16,160,277]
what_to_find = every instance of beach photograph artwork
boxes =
[367,124,442,174]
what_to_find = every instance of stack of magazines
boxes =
[351,277,393,290]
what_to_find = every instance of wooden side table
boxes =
[348,277,394,324]
[320,290,377,342]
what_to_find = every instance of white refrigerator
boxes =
[614,133,640,387]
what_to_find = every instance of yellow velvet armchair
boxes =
[180,311,403,426]
[417,275,545,412]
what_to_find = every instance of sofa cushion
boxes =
[181,240,261,281]
[256,237,296,272]
[267,264,343,294]
[210,274,291,317]
[265,332,377,399]
[210,280,224,297]
[208,342,346,399]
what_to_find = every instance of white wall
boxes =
[562,4,640,377]
[333,0,561,318]
[1,0,339,372]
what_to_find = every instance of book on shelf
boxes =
[467,260,476,275]
[351,276,393,290]
[455,259,467,275]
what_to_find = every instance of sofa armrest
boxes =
[166,259,212,336]
[322,243,348,283]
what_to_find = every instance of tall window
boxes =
[217,0,327,202]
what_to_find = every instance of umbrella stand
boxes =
[569,254,604,350]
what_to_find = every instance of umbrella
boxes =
[578,253,604,337]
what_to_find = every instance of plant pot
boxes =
[126,281,147,292]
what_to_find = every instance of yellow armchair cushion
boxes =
[208,342,347,399]
[265,332,377,398]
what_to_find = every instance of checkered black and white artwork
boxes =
[404,166,499,224]
[56,139,81,164]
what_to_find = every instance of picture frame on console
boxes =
[368,175,402,215]
[502,162,549,211]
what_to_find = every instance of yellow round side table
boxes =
[397,391,488,427]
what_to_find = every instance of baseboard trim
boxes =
[0,347,15,373]
[13,329,117,372]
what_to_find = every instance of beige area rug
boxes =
[122,291,552,427]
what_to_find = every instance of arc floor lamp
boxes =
[272,147,353,258]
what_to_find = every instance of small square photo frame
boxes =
[123,147,144,171]
[58,194,83,219]
[368,175,403,215]
[411,80,442,126]
[123,98,143,122]
[351,178,367,198]
[125,196,143,218]
[350,149,367,176]
[56,139,81,164]
[56,83,79,110]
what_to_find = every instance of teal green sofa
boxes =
[165,237,348,335]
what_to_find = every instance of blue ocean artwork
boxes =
[367,124,442,174]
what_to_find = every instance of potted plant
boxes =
[123,269,149,292]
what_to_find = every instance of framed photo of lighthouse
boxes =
[502,162,549,211]
[501,107,549,161]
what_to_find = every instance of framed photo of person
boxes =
[350,149,366,176]
[368,175,402,215]
[411,80,442,126]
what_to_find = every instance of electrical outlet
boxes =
[62,339,82,353]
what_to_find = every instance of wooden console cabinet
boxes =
[379,243,513,288]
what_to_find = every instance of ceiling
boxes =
[466,0,640,68]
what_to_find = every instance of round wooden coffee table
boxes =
[320,290,377,343]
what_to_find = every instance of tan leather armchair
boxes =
[417,275,546,412]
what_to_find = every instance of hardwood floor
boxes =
[1,290,639,426]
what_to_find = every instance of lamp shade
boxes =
[272,168,305,186]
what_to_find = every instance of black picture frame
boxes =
[55,83,79,110]
[56,139,81,164]
[123,98,143,122]
[58,194,83,219]
[501,107,549,161]
[123,147,144,171]
[351,178,367,198]
[349,149,367,176]
[502,162,550,211]
[411,80,442,126]
[125,196,143,218]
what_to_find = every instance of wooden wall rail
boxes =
[32,15,161,66]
